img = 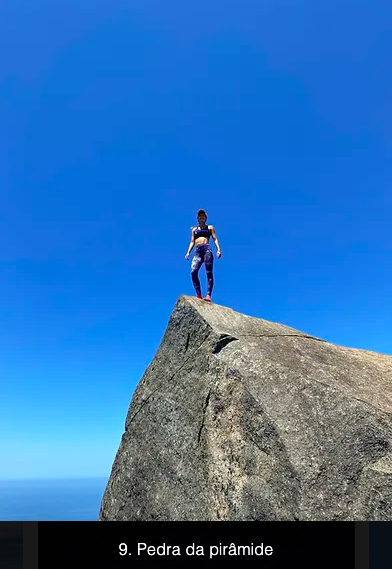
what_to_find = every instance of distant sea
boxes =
[0,478,108,521]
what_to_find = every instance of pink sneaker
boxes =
[203,295,211,302]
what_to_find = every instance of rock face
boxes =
[99,295,392,521]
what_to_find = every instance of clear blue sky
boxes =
[2,0,392,479]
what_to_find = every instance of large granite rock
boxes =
[99,295,392,521]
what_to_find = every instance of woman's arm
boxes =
[209,226,221,258]
[185,227,195,259]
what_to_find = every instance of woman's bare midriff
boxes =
[195,238,209,246]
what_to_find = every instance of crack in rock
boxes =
[198,388,212,443]
[212,334,238,354]
[238,333,325,342]
[127,333,210,426]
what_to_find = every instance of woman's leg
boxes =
[191,252,203,296]
[204,248,214,296]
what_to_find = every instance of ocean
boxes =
[0,478,108,521]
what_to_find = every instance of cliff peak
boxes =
[99,296,392,520]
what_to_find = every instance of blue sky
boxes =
[1,0,392,479]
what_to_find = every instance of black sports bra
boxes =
[194,225,210,239]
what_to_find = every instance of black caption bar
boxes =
[38,521,355,568]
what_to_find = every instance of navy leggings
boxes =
[191,244,214,296]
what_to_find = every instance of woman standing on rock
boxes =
[185,209,222,302]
